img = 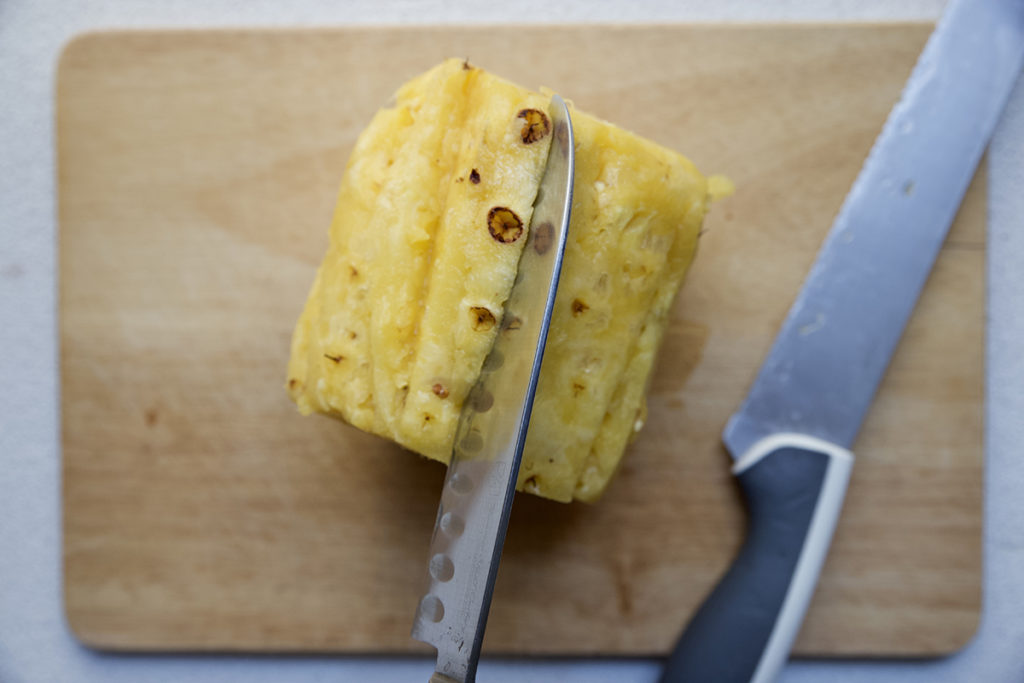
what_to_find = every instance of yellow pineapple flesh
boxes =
[398,72,553,460]
[288,59,711,502]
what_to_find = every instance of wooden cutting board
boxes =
[59,24,983,657]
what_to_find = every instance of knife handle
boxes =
[660,434,853,683]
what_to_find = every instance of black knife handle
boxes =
[661,434,853,683]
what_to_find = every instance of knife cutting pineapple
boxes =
[286,59,713,502]
[287,61,550,440]
[410,90,576,683]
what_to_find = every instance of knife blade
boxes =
[411,94,575,683]
[662,1,1024,681]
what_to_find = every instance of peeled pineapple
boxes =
[288,59,710,503]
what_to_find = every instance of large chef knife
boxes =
[411,94,575,683]
[662,0,1024,681]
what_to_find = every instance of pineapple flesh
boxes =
[288,59,710,503]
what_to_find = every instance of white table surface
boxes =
[2,1,1022,681]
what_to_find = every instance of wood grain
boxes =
[59,25,983,657]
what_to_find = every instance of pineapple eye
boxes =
[470,306,497,331]
[516,108,551,144]
[469,168,481,184]
[487,207,523,243]
[571,298,589,316]
[431,383,449,399]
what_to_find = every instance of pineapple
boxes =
[288,59,711,503]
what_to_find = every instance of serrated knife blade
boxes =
[411,94,575,683]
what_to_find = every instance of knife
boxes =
[661,1,1024,681]
[411,94,575,683]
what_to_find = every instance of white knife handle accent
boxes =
[661,433,853,683]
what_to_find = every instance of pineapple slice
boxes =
[288,59,711,502]
[398,78,552,459]
[363,63,475,436]
[518,111,707,501]
[573,189,704,502]
[288,70,424,432]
